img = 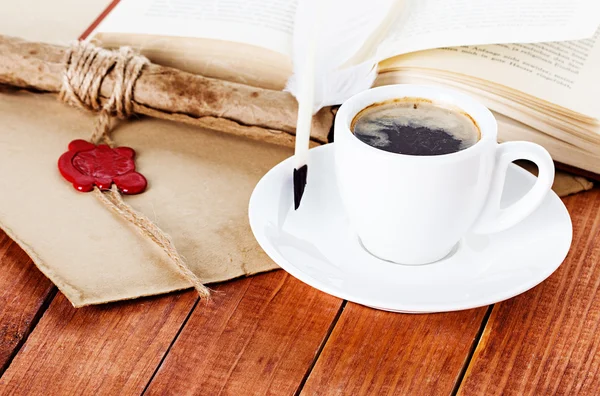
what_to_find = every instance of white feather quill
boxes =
[287,0,401,209]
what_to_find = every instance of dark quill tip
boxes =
[293,164,308,210]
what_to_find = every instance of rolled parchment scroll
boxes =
[0,35,334,147]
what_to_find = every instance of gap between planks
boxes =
[141,296,201,395]
[0,288,57,377]
[294,300,348,396]
[451,304,494,395]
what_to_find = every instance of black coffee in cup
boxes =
[351,98,480,156]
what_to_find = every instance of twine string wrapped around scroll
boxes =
[59,40,210,298]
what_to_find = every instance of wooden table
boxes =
[0,188,599,395]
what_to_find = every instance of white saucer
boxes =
[249,144,572,313]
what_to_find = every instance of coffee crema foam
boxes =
[351,98,480,156]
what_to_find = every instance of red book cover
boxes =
[79,0,121,40]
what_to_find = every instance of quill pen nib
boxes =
[293,165,308,210]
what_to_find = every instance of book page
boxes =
[377,0,600,60]
[94,0,296,56]
[375,72,600,172]
[381,28,600,119]
[375,69,600,147]
[1,0,110,45]
[495,113,600,174]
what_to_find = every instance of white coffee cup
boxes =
[334,84,554,265]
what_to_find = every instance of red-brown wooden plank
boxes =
[301,303,488,395]
[458,189,600,395]
[0,231,55,374]
[145,270,343,395]
[0,290,197,394]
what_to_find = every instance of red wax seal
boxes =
[58,140,147,194]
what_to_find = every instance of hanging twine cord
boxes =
[59,41,210,299]
[94,186,210,298]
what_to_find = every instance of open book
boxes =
[91,0,600,174]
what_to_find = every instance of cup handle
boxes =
[471,141,555,234]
